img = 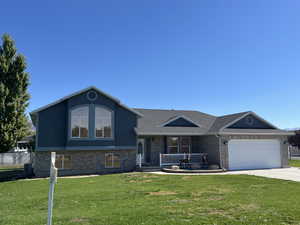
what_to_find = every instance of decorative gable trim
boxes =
[220,111,278,131]
[159,115,201,127]
[30,86,143,117]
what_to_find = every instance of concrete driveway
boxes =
[226,167,300,182]
[152,167,300,182]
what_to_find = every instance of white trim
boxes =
[136,132,207,136]
[55,154,72,170]
[70,105,90,139]
[166,136,191,154]
[219,111,278,131]
[219,132,294,136]
[94,105,114,139]
[159,115,201,127]
[137,138,145,163]
[30,86,143,117]
[134,129,293,136]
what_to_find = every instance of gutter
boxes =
[218,132,295,136]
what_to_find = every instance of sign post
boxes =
[47,152,57,225]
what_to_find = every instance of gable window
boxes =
[105,153,121,168]
[71,106,89,138]
[95,106,112,138]
[55,154,72,169]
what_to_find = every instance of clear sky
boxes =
[1,1,299,128]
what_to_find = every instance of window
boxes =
[55,154,72,169]
[245,116,254,126]
[180,137,191,153]
[167,136,191,154]
[167,137,179,154]
[71,106,89,138]
[105,153,121,168]
[95,107,112,138]
[86,90,98,101]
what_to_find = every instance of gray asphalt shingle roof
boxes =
[208,111,250,133]
[134,108,292,136]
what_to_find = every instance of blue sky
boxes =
[1,1,299,128]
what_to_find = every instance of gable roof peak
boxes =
[159,115,201,127]
[30,86,143,117]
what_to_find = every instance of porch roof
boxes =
[134,127,208,136]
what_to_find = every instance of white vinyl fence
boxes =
[0,153,34,166]
[289,145,300,159]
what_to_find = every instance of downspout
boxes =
[215,133,223,169]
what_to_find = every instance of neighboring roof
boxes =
[30,86,143,117]
[18,135,35,143]
[134,108,216,135]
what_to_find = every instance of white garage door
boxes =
[228,139,281,170]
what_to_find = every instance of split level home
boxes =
[30,86,294,177]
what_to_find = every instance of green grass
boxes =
[289,160,300,167]
[1,173,300,225]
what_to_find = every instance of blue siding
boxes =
[37,89,137,149]
[165,117,198,127]
[38,102,67,147]
[228,115,274,129]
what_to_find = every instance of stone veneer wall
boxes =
[219,135,289,170]
[33,150,136,177]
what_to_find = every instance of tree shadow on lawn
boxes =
[0,167,26,182]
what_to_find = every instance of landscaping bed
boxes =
[289,159,300,167]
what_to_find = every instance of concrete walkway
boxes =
[151,167,300,182]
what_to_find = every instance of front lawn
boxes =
[289,160,300,167]
[1,173,300,225]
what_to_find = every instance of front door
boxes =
[137,139,145,163]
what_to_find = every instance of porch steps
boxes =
[136,166,161,172]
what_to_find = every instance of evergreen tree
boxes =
[0,34,30,152]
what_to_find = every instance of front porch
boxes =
[136,135,220,169]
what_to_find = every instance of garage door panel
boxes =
[228,139,281,170]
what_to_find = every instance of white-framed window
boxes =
[167,137,179,154]
[71,106,89,138]
[95,107,112,138]
[105,153,121,168]
[167,136,191,154]
[55,154,72,170]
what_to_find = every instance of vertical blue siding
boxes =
[37,89,137,149]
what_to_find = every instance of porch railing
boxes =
[159,153,208,167]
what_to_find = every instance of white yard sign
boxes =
[47,152,57,225]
